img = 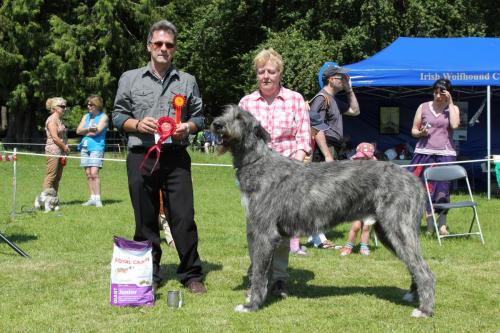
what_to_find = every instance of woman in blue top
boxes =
[76,95,109,207]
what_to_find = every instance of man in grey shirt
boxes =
[112,19,206,294]
[310,63,360,161]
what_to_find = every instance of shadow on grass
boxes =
[0,232,38,243]
[0,232,35,257]
[289,283,410,307]
[160,261,223,283]
[62,199,124,206]
[233,266,412,309]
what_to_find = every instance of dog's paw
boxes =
[234,304,251,313]
[54,206,60,211]
[411,308,430,318]
[402,292,416,303]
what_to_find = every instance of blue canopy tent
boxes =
[319,37,500,198]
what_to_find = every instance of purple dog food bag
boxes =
[110,236,154,306]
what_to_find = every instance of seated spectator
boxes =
[203,130,218,154]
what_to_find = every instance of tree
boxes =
[1,0,498,139]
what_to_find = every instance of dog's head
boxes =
[43,188,57,197]
[43,188,59,210]
[45,195,60,210]
[211,105,270,154]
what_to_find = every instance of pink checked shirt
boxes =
[239,87,311,159]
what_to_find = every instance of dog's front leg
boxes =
[235,233,275,313]
[44,201,51,213]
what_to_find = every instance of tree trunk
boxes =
[1,106,7,130]
[5,106,43,151]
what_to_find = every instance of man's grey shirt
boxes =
[310,89,348,144]
[112,62,204,148]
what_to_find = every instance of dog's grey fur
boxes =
[34,188,60,212]
[211,105,435,317]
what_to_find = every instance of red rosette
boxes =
[172,94,186,124]
[157,116,177,139]
[140,116,177,173]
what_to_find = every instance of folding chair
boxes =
[423,165,485,245]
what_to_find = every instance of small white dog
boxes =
[34,188,60,212]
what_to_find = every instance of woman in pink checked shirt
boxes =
[238,48,312,299]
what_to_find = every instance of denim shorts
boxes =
[80,148,104,168]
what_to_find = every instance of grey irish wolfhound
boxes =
[211,105,435,317]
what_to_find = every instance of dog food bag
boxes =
[110,236,154,306]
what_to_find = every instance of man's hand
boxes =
[137,116,158,134]
[172,122,190,140]
[341,75,353,93]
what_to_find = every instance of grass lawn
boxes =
[0,150,499,332]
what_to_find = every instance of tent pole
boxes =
[487,85,491,200]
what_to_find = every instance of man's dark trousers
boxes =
[126,147,203,285]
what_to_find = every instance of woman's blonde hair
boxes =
[253,48,284,76]
[45,97,66,112]
[86,95,104,110]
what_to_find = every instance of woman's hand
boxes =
[442,89,454,106]
[417,126,430,137]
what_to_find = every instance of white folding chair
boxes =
[423,165,485,245]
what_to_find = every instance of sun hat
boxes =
[352,142,375,160]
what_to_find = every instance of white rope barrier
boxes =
[0,150,234,167]
[1,142,122,153]
[0,149,496,169]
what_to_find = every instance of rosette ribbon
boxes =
[172,94,186,124]
[139,116,177,173]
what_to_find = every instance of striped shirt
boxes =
[239,87,311,159]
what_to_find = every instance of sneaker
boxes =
[95,200,103,208]
[82,199,96,206]
[360,247,370,256]
[290,248,308,256]
[439,225,449,236]
[340,247,352,256]
[290,246,308,256]
[270,280,288,299]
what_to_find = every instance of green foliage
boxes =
[0,0,498,137]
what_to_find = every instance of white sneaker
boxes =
[95,200,103,208]
[82,199,96,206]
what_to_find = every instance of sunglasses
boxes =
[87,103,95,107]
[150,41,176,50]
[57,105,67,109]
